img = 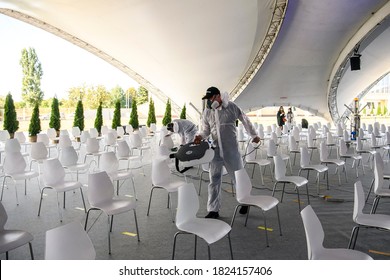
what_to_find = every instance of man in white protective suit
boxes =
[194,86,261,218]
[167,119,198,145]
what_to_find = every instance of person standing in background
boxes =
[277,106,285,129]
[286,107,294,124]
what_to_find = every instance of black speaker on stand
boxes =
[350,55,361,71]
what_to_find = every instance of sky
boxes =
[0,13,139,102]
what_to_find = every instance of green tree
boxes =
[110,86,126,107]
[162,99,172,126]
[94,102,103,134]
[3,93,19,136]
[129,99,139,129]
[112,99,121,129]
[180,104,186,119]
[20,47,44,107]
[384,105,388,116]
[377,104,382,116]
[73,100,85,131]
[370,104,374,115]
[49,97,61,131]
[28,103,41,137]
[125,87,136,108]
[136,86,149,105]
[67,86,86,108]
[85,85,111,109]
[146,98,156,127]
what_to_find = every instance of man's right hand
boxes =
[194,135,203,144]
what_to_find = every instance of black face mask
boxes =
[206,99,213,109]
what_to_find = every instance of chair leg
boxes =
[37,187,46,217]
[370,196,380,214]
[230,205,240,227]
[262,211,269,247]
[146,186,157,216]
[244,206,251,227]
[207,244,211,260]
[194,235,197,260]
[227,232,233,260]
[296,186,301,212]
[133,209,140,242]
[108,216,112,254]
[366,178,374,203]
[80,188,87,213]
[348,226,360,249]
[28,242,34,260]
[281,183,286,202]
[276,205,282,236]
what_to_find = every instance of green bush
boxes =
[94,102,103,134]
[146,98,156,127]
[162,99,172,126]
[112,100,121,129]
[28,103,41,136]
[49,97,61,131]
[180,104,186,119]
[73,100,85,131]
[3,93,19,135]
[129,99,139,129]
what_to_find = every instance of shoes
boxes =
[239,206,248,214]
[205,211,219,219]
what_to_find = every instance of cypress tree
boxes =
[180,104,186,119]
[49,96,61,131]
[146,98,156,127]
[112,100,121,129]
[94,102,103,134]
[73,100,85,131]
[129,99,139,129]
[28,103,41,137]
[162,99,172,126]
[3,93,19,136]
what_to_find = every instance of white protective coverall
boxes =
[173,119,198,145]
[198,92,258,212]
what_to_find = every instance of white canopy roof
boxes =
[1,0,389,123]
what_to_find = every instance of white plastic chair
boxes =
[348,181,390,249]
[272,155,309,212]
[319,141,346,185]
[103,132,117,151]
[100,151,137,199]
[71,126,81,141]
[371,153,390,214]
[37,133,57,157]
[116,126,125,138]
[1,151,39,205]
[45,221,95,260]
[231,168,282,247]
[300,205,373,260]
[4,138,28,158]
[299,146,328,194]
[38,158,86,222]
[147,158,186,222]
[267,139,292,175]
[172,183,233,260]
[85,171,140,254]
[0,201,34,259]
[244,142,272,186]
[339,139,364,177]
[117,140,142,170]
[59,146,90,181]
[288,135,300,165]
[84,137,103,166]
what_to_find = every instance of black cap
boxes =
[202,86,220,100]
[167,123,174,132]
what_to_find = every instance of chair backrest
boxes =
[245,142,257,161]
[234,168,252,202]
[59,146,79,166]
[380,124,386,134]
[60,129,69,136]
[270,132,278,143]
[30,142,48,160]
[117,126,125,137]
[86,138,100,153]
[275,126,282,137]
[0,201,8,230]
[292,127,300,141]
[47,128,57,140]
[45,221,96,260]
[353,181,365,222]
[356,137,363,152]
[43,158,65,185]
[117,140,131,157]
[14,131,26,144]
[37,133,50,146]
[150,123,157,133]
[152,158,171,185]
[273,155,286,180]
[161,134,174,150]
[367,124,373,134]
[100,152,119,174]
[362,123,367,131]
[373,126,380,137]
[258,128,265,139]
[58,135,72,149]
[386,131,390,145]
[80,131,91,143]
[176,183,199,227]
[300,205,325,260]
[307,132,315,147]
[4,151,26,174]
[326,132,334,145]
[88,171,114,206]
[370,133,377,146]
[125,125,133,134]
[288,135,298,151]
[0,130,10,142]
[337,124,343,137]
[358,128,364,139]
[282,125,289,134]
[72,127,81,138]
[101,125,109,135]
[374,152,384,193]
[343,130,349,142]
[267,139,277,157]
[339,139,348,156]
[129,133,143,149]
[300,146,310,167]
[319,141,328,161]
[104,132,117,146]
[5,138,21,153]
[89,127,99,138]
